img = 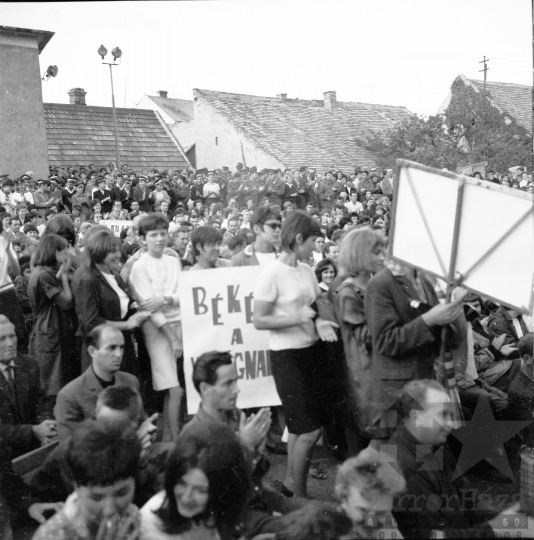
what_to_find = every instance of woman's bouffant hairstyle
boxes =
[33,233,69,268]
[43,214,77,247]
[280,210,322,252]
[338,227,386,277]
[155,423,250,539]
[335,447,405,504]
[315,257,337,284]
[84,228,120,267]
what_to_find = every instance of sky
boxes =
[2,0,532,116]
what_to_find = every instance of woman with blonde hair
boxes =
[335,447,405,539]
[330,227,386,455]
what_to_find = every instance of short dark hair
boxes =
[86,323,117,350]
[63,422,140,487]
[33,233,69,267]
[97,385,139,413]
[84,228,120,266]
[190,226,223,258]
[43,215,77,247]
[518,333,534,358]
[315,257,337,283]
[397,379,448,420]
[192,351,233,393]
[228,235,246,251]
[138,213,169,237]
[281,210,322,252]
[250,206,282,230]
[338,217,352,230]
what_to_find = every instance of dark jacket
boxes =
[487,306,528,358]
[0,428,39,527]
[72,264,135,338]
[92,188,112,214]
[132,187,152,212]
[54,367,142,440]
[71,264,137,371]
[0,354,52,457]
[365,268,464,413]
[389,424,495,539]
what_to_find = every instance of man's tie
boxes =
[5,365,15,400]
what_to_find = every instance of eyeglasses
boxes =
[264,222,282,230]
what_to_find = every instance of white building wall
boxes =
[194,95,283,171]
[137,94,175,125]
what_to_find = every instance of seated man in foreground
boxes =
[33,385,163,508]
[387,378,534,539]
[182,350,351,540]
[54,324,152,440]
[0,315,56,457]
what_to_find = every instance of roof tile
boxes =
[193,89,412,171]
[43,104,189,170]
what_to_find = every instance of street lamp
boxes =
[98,45,122,170]
[41,65,58,81]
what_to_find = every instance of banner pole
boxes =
[439,177,466,427]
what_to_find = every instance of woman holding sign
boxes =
[253,210,339,499]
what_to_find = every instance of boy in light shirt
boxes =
[129,214,184,442]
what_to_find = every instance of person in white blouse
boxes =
[130,214,184,442]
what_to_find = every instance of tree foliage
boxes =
[355,79,532,172]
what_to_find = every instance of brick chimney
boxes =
[276,93,287,100]
[323,90,336,112]
[158,90,168,98]
[68,88,87,106]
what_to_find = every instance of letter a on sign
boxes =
[231,328,243,345]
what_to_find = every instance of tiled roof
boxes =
[146,96,194,123]
[463,76,532,134]
[44,104,189,170]
[194,89,413,171]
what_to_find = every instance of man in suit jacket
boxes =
[92,178,113,214]
[132,176,152,212]
[0,316,55,458]
[365,260,466,442]
[110,175,131,211]
[55,324,144,440]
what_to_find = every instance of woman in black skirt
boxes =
[253,210,338,498]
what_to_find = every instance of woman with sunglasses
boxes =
[253,210,339,499]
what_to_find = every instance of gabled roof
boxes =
[193,89,412,171]
[145,95,194,123]
[459,76,532,134]
[43,103,189,170]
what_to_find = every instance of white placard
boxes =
[180,266,281,413]
[100,220,132,237]
[391,160,533,313]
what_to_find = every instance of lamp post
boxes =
[98,45,122,170]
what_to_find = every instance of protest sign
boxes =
[100,220,132,237]
[180,265,281,414]
[456,161,487,178]
[390,159,533,313]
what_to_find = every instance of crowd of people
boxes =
[0,159,533,540]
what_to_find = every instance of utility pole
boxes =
[479,56,489,92]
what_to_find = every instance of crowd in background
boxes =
[0,159,533,540]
